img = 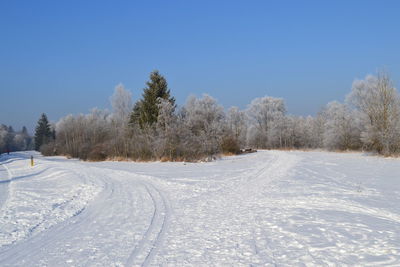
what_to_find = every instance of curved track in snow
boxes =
[0,153,171,266]
[0,156,13,210]
[126,181,170,267]
[0,151,399,266]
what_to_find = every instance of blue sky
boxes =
[1,0,400,133]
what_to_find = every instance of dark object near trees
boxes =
[240,148,257,154]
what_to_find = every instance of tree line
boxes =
[0,113,55,155]
[33,70,400,161]
[0,125,33,154]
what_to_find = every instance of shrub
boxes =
[40,141,56,156]
[221,136,240,155]
[87,144,108,161]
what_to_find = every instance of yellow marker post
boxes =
[31,156,34,167]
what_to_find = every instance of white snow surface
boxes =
[0,150,399,266]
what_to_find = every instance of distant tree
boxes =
[4,126,15,152]
[130,102,141,126]
[0,125,33,153]
[13,126,30,151]
[226,107,247,146]
[130,70,175,128]
[22,126,28,135]
[110,83,133,124]
[154,98,179,159]
[34,113,52,151]
[246,96,286,148]
[55,109,111,160]
[182,94,225,158]
[0,125,8,153]
[321,101,361,150]
[219,107,246,154]
[109,84,133,158]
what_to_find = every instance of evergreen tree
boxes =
[34,113,52,151]
[130,70,175,127]
[4,126,15,152]
[22,126,28,135]
[129,101,142,126]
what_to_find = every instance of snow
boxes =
[0,150,399,266]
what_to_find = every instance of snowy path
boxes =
[0,153,169,266]
[0,151,399,266]
[0,156,13,210]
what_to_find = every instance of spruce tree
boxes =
[34,113,52,151]
[130,70,175,127]
[22,126,28,135]
[4,126,15,152]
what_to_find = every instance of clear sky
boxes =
[1,0,400,133]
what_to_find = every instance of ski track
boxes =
[0,157,12,211]
[0,151,399,266]
[0,153,170,267]
[126,181,170,267]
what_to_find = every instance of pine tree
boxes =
[130,70,175,128]
[22,126,28,135]
[4,126,15,152]
[34,113,52,151]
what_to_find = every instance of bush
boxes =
[40,141,56,156]
[221,136,240,155]
[87,144,108,161]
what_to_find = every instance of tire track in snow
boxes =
[0,159,12,211]
[126,181,170,267]
[0,166,110,265]
[0,159,167,266]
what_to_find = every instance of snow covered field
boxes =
[0,150,399,266]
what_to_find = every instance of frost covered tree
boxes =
[13,126,32,151]
[55,114,85,158]
[277,116,302,148]
[154,98,179,159]
[130,70,175,128]
[182,94,225,159]
[0,125,32,153]
[321,101,361,150]
[34,113,52,151]
[226,107,247,147]
[110,83,133,123]
[109,84,133,158]
[218,107,247,154]
[310,113,325,148]
[347,72,400,154]
[3,126,15,152]
[54,84,133,160]
[0,125,8,153]
[246,96,286,148]
[284,116,313,148]
[55,109,112,160]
